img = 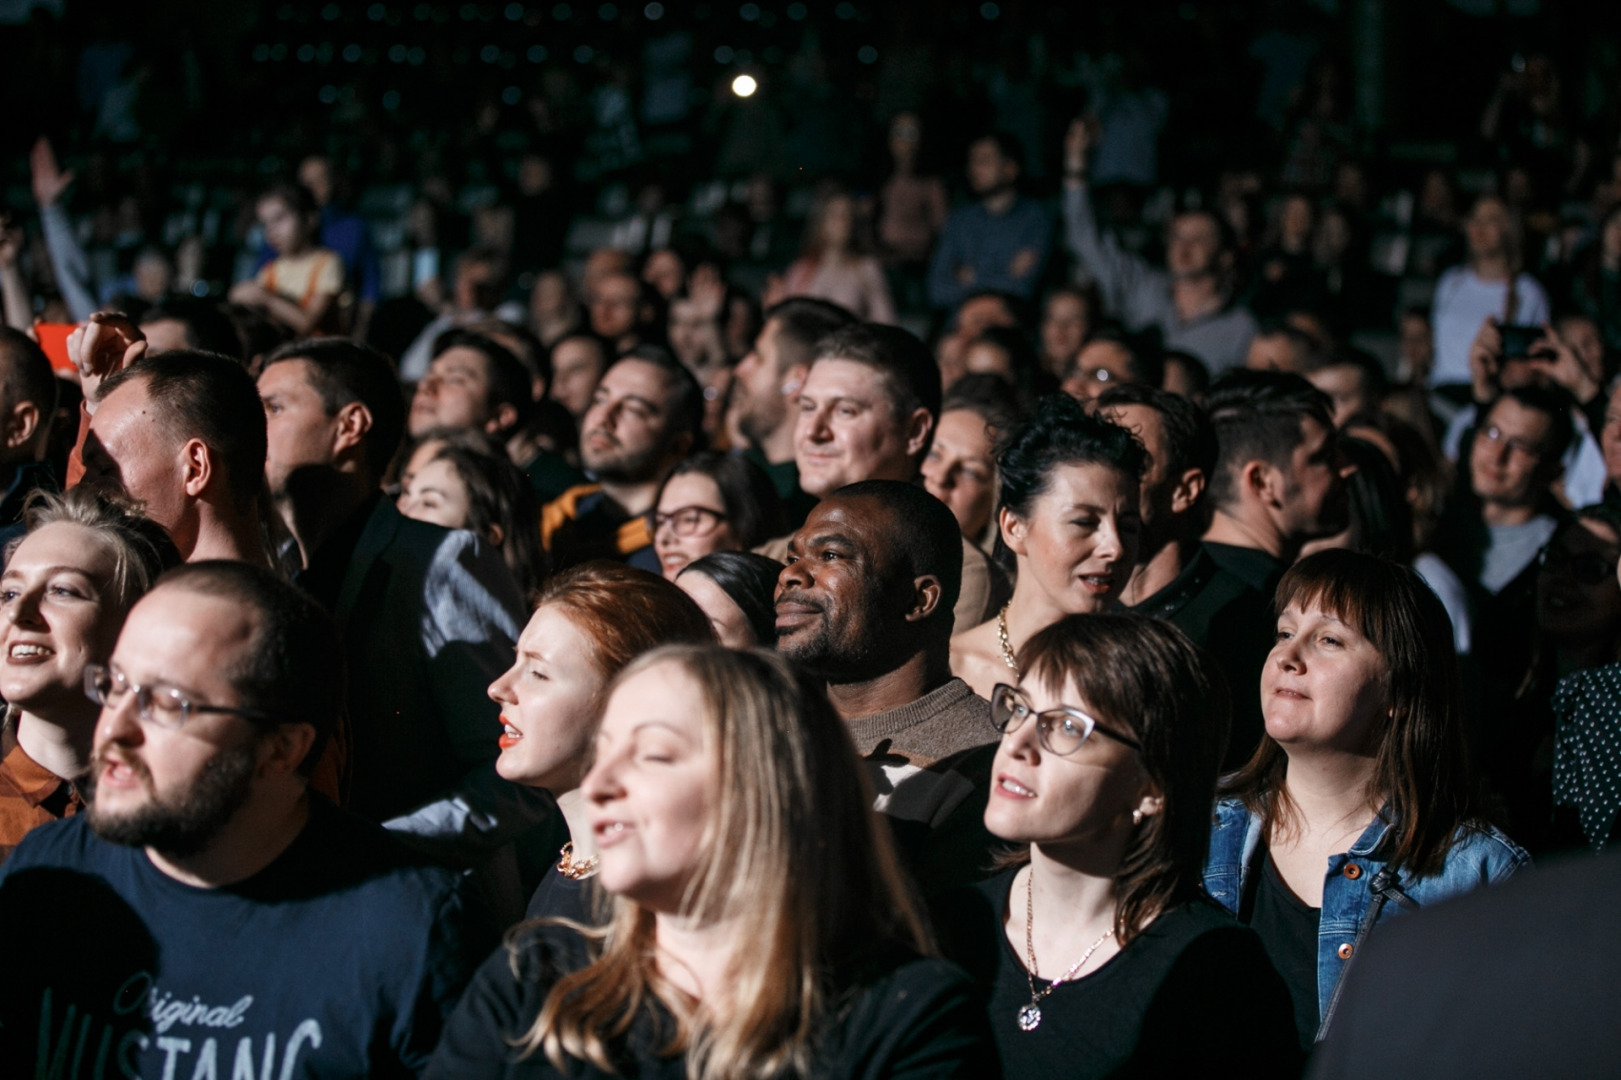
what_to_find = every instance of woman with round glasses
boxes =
[934,612,1300,1078]
[1206,549,1527,1049]
[0,489,179,860]
[649,451,786,581]
[951,394,1146,700]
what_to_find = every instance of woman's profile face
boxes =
[653,472,739,582]
[582,660,718,913]
[982,674,1153,851]
[676,571,757,648]
[487,604,607,791]
[0,523,124,715]
[1003,463,1140,615]
[1262,602,1389,756]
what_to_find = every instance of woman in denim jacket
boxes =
[1203,550,1528,1049]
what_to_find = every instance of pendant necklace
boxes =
[1018,867,1113,1032]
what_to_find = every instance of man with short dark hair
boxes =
[1062,328,1164,401]
[258,338,525,823]
[1063,120,1258,372]
[81,350,271,565]
[542,348,702,571]
[731,297,857,527]
[0,562,483,1077]
[928,132,1053,311]
[588,270,656,356]
[1098,383,1273,767]
[1307,348,1388,427]
[0,328,59,546]
[775,480,993,889]
[757,322,1010,631]
[1245,322,1331,375]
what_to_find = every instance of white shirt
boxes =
[1430,267,1550,387]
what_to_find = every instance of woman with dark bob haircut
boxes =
[934,613,1301,1078]
[675,550,784,648]
[950,393,1147,699]
[650,451,788,581]
[1204,549,1528,1049]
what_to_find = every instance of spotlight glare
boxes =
[731,73,758,98]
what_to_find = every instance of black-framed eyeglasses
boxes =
[649,505,727,538]
[990,683,1142,756]
[84,664,275,730]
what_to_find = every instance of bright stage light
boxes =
[732,74,758,98]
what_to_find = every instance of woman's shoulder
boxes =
[1554,663,1621,715]
[1444,821,1531,879]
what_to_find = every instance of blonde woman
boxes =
[429,645,995,1079]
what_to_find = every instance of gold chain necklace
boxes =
[997,602,1020,675]
[1018,868,1114,1032]
[556,841,599,881]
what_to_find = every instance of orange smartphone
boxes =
[34,322,76,373]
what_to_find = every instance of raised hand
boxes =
[30,138,75,208]
[68,312,148,410]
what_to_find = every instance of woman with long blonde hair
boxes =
[429,645,995,1079]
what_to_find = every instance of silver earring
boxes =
[1132,810,1143,826]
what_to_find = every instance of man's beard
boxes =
[86,740,259,859]
[776,590,903,685]
[582,433,665,484]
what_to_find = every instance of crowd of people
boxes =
[0,8,1618,1077]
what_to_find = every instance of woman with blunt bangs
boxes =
[934,613,1300,1078]
[430,645,996,1079]
[1204,549,1528,1049]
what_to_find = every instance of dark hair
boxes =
[615,346,706,448]
[678,551,785,647]
[1323,345,1389,399]
[100,351,268,513]
[140,299,247,360]
[534,561,715,679]
[1252,321,1331,373]
[763,298,858,375]
[654,451,787,551]
[410,428,549,602]
[942,374,1021,439]
[1481,385,1576,466]
[1224,549,1484,878]
[1331,436,1413,562]
[831,480,963,631]
[257,180,320,220]
[431,329,534,436]
[465,318,551,389]
[1205,369,1335,512]
[1019,613,1230,945]
[969,325,1041,392]
[1161,350,1210,398]
[998,393,1149,523]
[811,323,942,429]
[1076,326,1165,390]
[544,333,607,399]
[0,327,59,435]
[157,560,344,776]
[973,130,1026,174]
[1094,382,1218,483]
[263,338,407,479]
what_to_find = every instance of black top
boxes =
[298,491,380,612]
[427,923,997,1079]
[1243,852,1322,1049]
[0,797,486,1078]
[1131,543,1276,769]
[933,868,1301,1080]
[1311,852,1621,1080]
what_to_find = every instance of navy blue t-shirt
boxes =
[0,798,482,1079]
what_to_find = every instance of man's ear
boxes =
[1245,459,1280,508]
[179,438,214,499]
[2,400,39,453]
[999,505,1028,556]
[904,407,934,462]
[1170,468,1206,516]
[258,722,318,781]
[780,363,808,397]
[332,401,374,458]
[905,573,943,623]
